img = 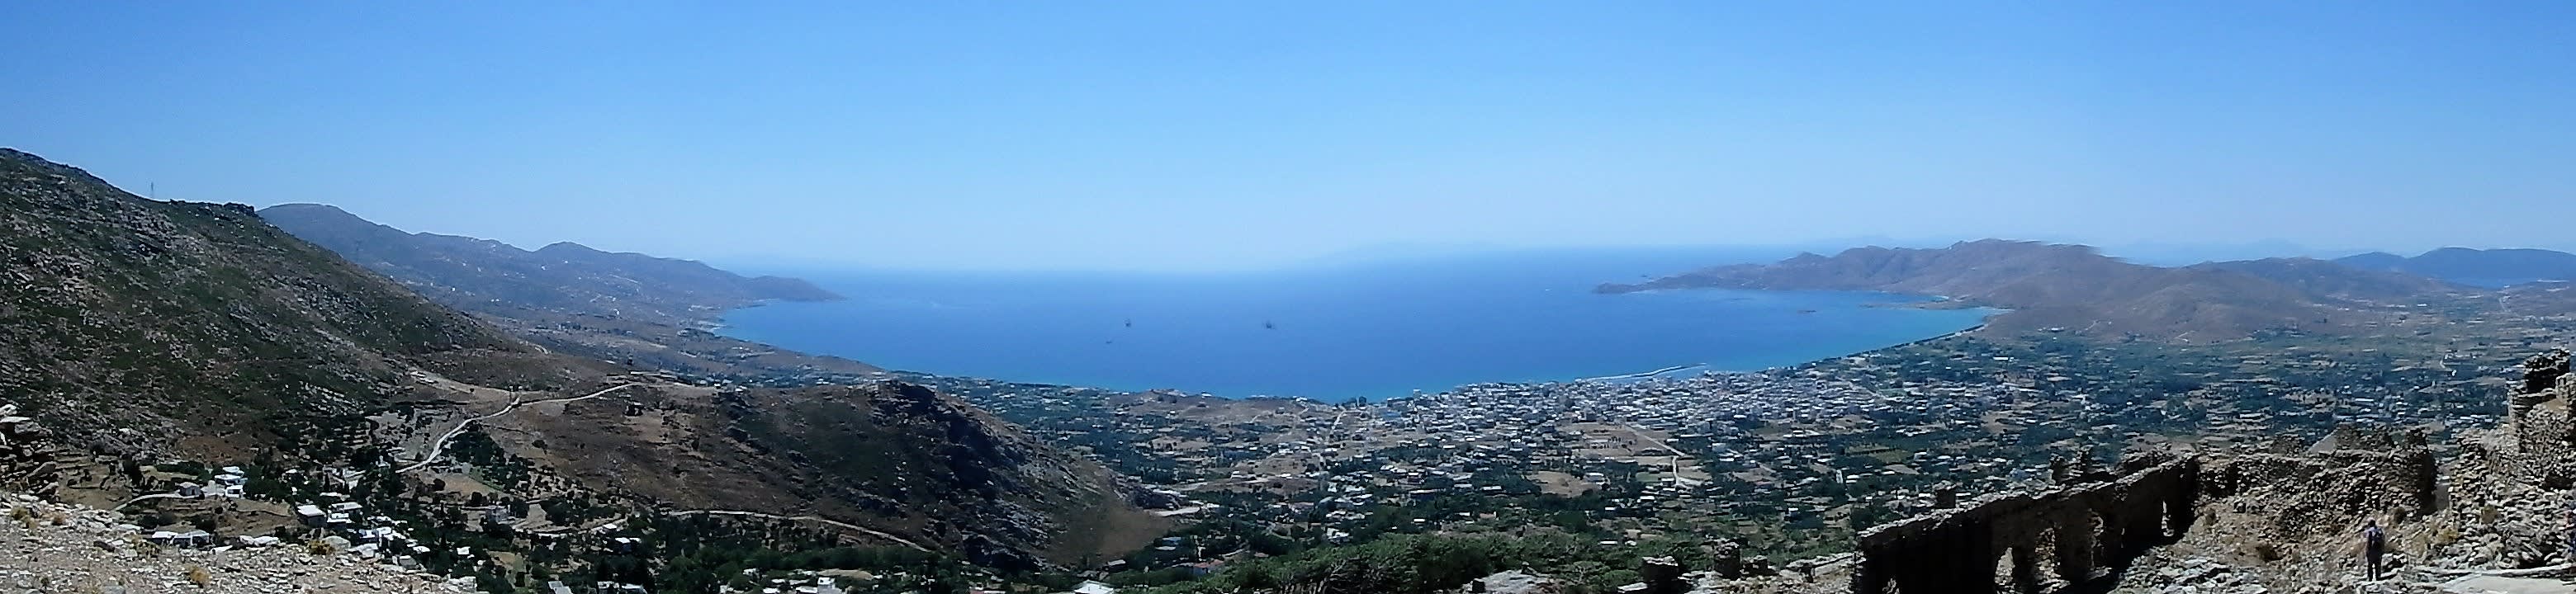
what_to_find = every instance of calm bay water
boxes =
[718,248,1991,402]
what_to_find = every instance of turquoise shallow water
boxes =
[719,248,1991,402]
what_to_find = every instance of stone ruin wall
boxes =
[1847,424,2442,594]
[1835,347,2576,594]
[1849,454,2199,594]
[2198,426,2440,545]
[0,403,67,497]
[2495,349,2576,488]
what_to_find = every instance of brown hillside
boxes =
[479,380,1170,568]
[0,148,563,454]
[2,148,1156,567]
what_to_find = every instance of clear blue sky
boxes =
[5,2,2570,270]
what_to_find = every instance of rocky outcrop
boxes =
[1466,570,1560,594]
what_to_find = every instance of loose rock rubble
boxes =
[1462,570,1558,593]
[2114,550,2308,594]
[1,492,476,594]
[2141,556,2267,594]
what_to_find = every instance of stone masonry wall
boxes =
[0,405,65,498]
[1849,454,2198,594]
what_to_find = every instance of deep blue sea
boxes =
[717,248,1992,402]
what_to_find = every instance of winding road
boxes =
[112,492,192,511]
[397,384,635,474]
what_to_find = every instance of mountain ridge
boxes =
[261,203,841,316]
[1598,239,2451,342]
[2184,257,2477,304]
[259,202,879,378]
[2333,247,2576,286]
[0,148,565,456]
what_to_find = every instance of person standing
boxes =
[2564,507,2576,566]
[2364,520,2386,581]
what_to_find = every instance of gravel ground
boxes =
[2,493,477,594]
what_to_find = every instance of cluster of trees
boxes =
[610,514,1013,594]
[443,427,535,488]
[1150,532,1729,594]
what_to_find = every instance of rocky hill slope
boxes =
[1598,240,2451,342]
[0,148,560,455]
[259,203,876,378]
[2,490,478,593]
[484,380,1169,568]
[0,148,1156,577]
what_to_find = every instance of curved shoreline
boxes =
[717,280,1999,403]
[1552,322,1991,389]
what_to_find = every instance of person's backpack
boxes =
[2366,526,2384,549]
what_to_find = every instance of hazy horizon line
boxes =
[249,200,2569,276]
